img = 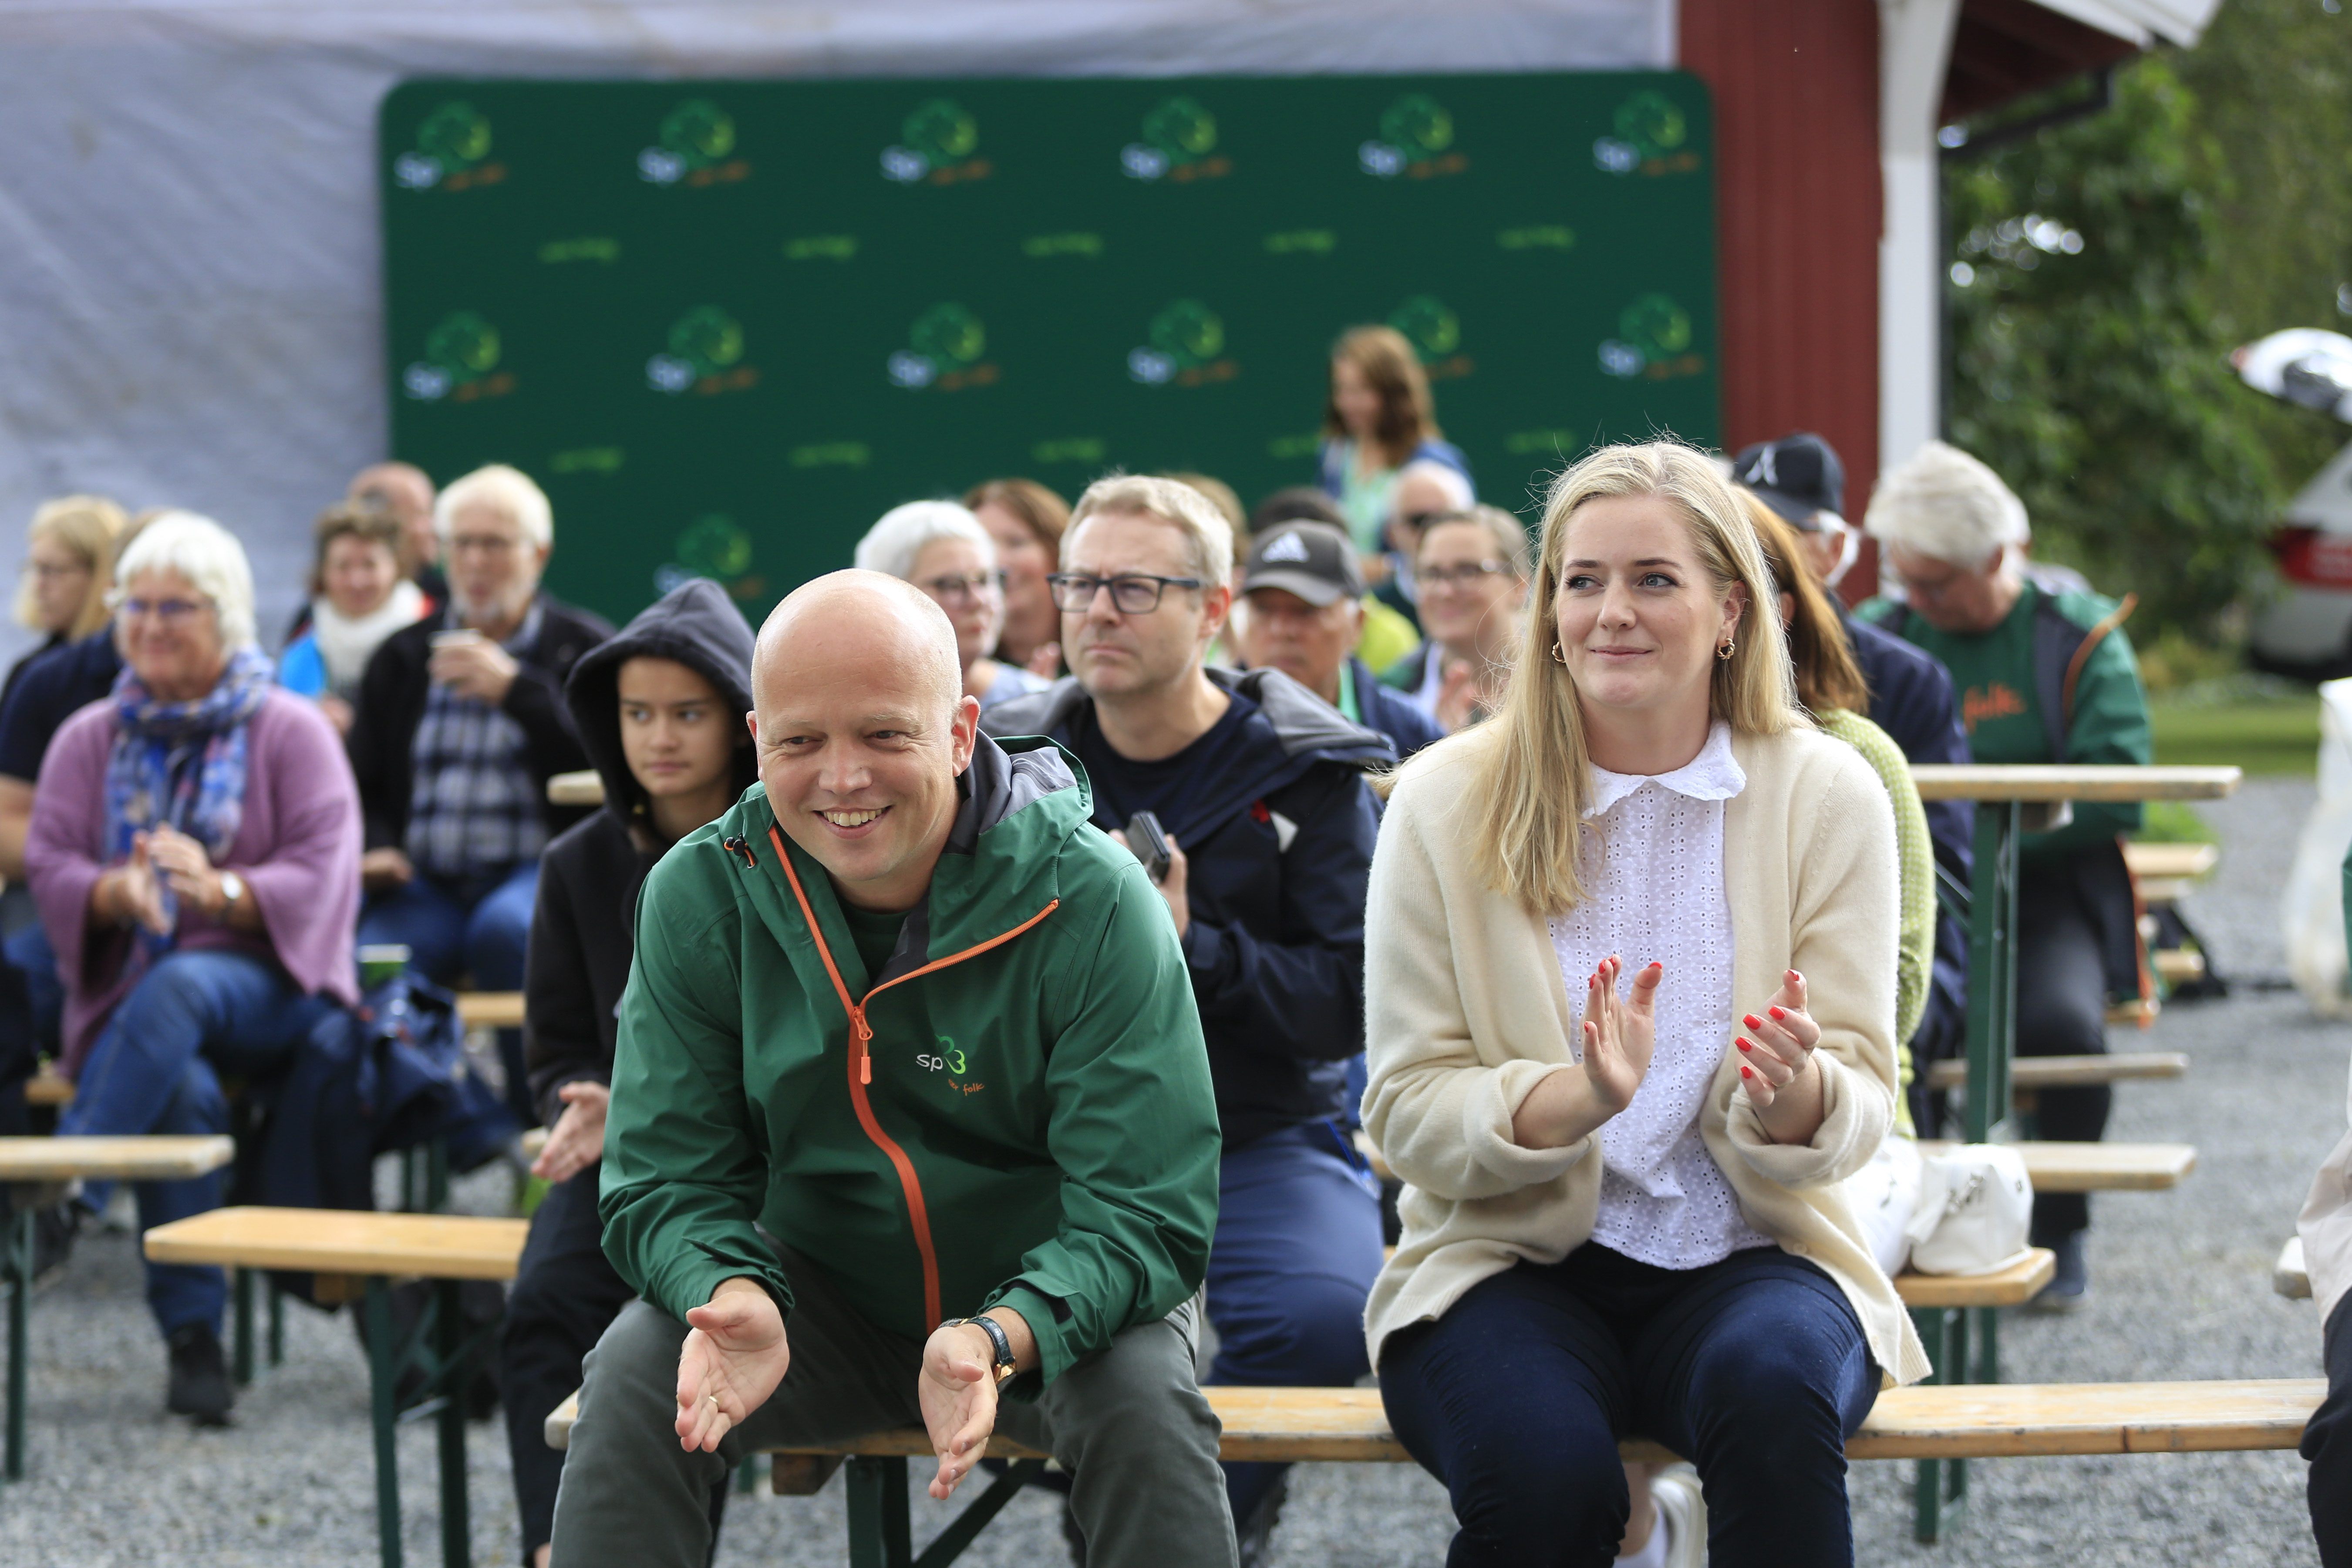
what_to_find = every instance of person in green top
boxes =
[547,572,1233,1568]
[1858,440,2154,1311]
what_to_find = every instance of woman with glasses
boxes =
[854,501,1050,709]
[8,495,125,714]
[1382,506,1532,733]
[25,513,362,1426]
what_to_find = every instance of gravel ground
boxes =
[2,775,2343,1567]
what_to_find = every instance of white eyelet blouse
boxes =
[1547,720,1776,1269]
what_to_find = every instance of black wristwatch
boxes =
[944,1315,1018,1387]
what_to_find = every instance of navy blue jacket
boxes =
[1351,656,1446,761]
[1842,603,1973,1065]
[984,668,1391,1147]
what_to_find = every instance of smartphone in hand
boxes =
[1125,811,1172,884]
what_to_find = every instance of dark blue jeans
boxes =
[1206,1120,1385,1524]
[57,948,335,1338]
[2305,1291,2352,1565]
[357,862,537,1122]
[1380,1242,1880,1568]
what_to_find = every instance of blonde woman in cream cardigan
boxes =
[1363,441,1926,1568]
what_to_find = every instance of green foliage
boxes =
[1944,60,2283,639]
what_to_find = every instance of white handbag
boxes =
[1843,1135,1924,1279]
[1903,1143,2036,1276]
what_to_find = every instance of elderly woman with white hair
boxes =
[854,500,1049,708]
[26,512,362,1423]
[1858,439,2152,1310]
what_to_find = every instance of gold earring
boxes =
[1551,640,1567,665]
[1716,640,1735,661]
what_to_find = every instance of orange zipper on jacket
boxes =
[764,826,1058,1332]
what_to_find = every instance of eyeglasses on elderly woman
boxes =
[105,591,212,624]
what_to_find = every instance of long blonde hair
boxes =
[1461,441,1803,914]
[17,495,126,641]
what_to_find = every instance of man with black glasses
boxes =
[984,474,1391,1566]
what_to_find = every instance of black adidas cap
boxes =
[1240,522,1363,607]
[1732,432,1846,531]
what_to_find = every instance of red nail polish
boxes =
[1769,1006,1786,1020]
[1737,1038,1752,1052]
[1744,1014,1762,1030]
[1740,1063,1753,1079]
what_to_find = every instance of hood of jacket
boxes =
[564,579,757,844]
[981,665,1394,841]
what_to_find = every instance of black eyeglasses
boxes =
[1418,560,1511,588]
[1047,572,1203,614]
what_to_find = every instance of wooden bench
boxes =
[21,1065,71,1108]
[3,1135,235,1482]
[547,770,604,808]
[1925,1052,2189,1093]
[2123,841,2221,909]
[1914,1139,2197,1193]
[145,1206,528,1568]
[453,991,526,1030]
[539,1376,2323,1560]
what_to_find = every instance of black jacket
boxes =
[1350,656,1446,761]
[983,667,1392,1147]
[346,593,614,855]
[522,579,756,1126]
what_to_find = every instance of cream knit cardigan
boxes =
[1361,723,1932,1388]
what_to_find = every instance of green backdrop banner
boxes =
[381,72,1718,626]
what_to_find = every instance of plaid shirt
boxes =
[404,602,549,878]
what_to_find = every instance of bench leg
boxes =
[435,1279,471,1568]
[4,1205,29,1482]
[269,1278,284,1368]
[909,1459,1044,1568]
[1910,1305,1972,1545]
[365,1277,405,1568]
[846,1455,913,1568]
[233,1266,255,1386]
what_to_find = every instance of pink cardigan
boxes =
[26,688,362,1077]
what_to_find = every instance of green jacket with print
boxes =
[597,735,1222,1392]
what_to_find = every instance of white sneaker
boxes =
[1652,1464,1707,1568]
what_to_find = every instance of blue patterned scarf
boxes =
[104,645,275,868]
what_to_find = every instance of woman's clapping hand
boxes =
[1580,956,1661,1114]
[1732,969,1828,1143]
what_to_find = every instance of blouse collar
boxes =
[1584,720,1746,818]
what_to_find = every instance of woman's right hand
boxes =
[108,833,172,935]
[361,846,414,892]
[1579,956,1660,1114]
[1510,956,1662,1150]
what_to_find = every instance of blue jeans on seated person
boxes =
[1379,1241,1880,1568]
[1206,1120,1385,1526]
[57,948,336,1339]
[357,861,537,1124]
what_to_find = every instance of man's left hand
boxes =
[429,636,520,706]
[917,1308,1037,1500]
[1154,837,1190,939]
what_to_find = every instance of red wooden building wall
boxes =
[1680,0,1886,592]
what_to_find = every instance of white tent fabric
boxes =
[0,0,1672,656]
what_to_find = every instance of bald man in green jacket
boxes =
[549,572,1233,1568]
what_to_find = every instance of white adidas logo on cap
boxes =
[1261,530,1313,563]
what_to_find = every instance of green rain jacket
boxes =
[598,735,1222,1391]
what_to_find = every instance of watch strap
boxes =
[947,1315,1016,1383]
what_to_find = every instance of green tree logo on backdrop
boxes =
[1388,296,1471,380]
[1594,90,1700,177]
[1598,293,1701,379]
[890,303,995,390]
[1130,300,1236,386]
[640,99,748,185]
[883,100,991,185]
[402,311,509,401]
[654,514,762,603]
[648,307,755,395]
[394,102,505,192]
[1122,97,1229,182]
[1361,94,1465,179]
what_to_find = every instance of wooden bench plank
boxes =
[142,1205,527,1281]
[545,1378,2325,1463]
[2153,950,2206,985]
[1926,1053,2189,1092]
[1914,1141,2197,1193]
[2280,1236,2313,1301]
[1909,765,2242,804]
[455,992,526,1029]
[1895,1248,2054,1309]
[2123,842,2221,882]
[547,770,605,808]
[0,1134,233,1182]
[23,1067,72,1107]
